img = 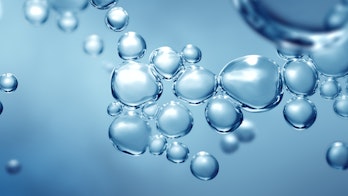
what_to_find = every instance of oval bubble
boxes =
[220,133,239,154]
[0,73,18,93]
[6,159,21,175]
[181,44,202,64]
[333,95,348,117]
[117,31,146,60]
[166,141,189,163]
[190,151,219,181]
[23,0,49,26]
[57,11,78,33]
[83,34,104,56]
[105,7,129,32]
[89,0,118,10]
[148,134,167,156]
[326,141,348,170]
[320,77,341,99]
[107,101,123,117]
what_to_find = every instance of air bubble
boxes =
[148,134,167,156]
[320,77,341,99]
[107,101,123,117]
[105,7,129,32]
[220,134,239,154]
[181,44,202,64]
[0,73,18,93]
[0,101,2,115]
[49,0,88,12]
[89,0,118,10]
[326,141,348,170]
[142,101,159,119]
[234,119,256,143]
[190,151,219,181]
[83,34,104,56]
[333,95,348,117]
[117,31,146,60]
[23,0,49,26]
[57,11,78,33]
[6,159,21,175]
[166,141,189,163]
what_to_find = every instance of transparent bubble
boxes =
[111,61,163,108]
[0,73,18,93]
[166,141,189,163]
[234,119,256,143]
[320,77,342,99]
[83,34,104,56]
[23,0,49,26]
[333,95,348,117]
[142,101,159,119]
[326,141,348,170]
[57,11,78,33]
[205,95,243,133]
[89,0,118,10]
[282,59,318,96]
[6,159,21,175]
[148,134,167,156]
[150,46,184,80]
[117,32,146,60]
[173,65,217,105]
[49,0,88,12]
[105,7,129,32]
[220,133,239,154]
[156,101,193,138]
[283,97,317,130]
[181,44,202,64]
[107,101,123,117]
[108,111,151,155]
[190,151,219,181]
[219,55,283,112]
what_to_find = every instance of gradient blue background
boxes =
[0,0,347,195]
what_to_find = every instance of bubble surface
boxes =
[89,0,118,10]
[23,0,49,26]
[326,141,348,170]
[105,7,129,32]
[320,78,341,99]
[107,101,123,117]
[6,159,21,174]
[57,11,78,33]
[190,151,219,181]
[148,134,167,156]
[333,95,348,117]
[117,32,146,60]
[83,34,104,56]
[220,134,239,154]
[150,47,183,80]
[49,0,88,12]
[166,141,189,163]
[142,101,159,119]
[234,119,256,143]
[0,73,18,93]
[181,44,202,64]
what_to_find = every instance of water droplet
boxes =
[190,151,219,181]
[142,101,159,119]
[205,95,243,133]
[107,101,123,117]
[49,0,88,12]
[108,111,151,155]
[326,141,348,170]
[6,159,21,174]
[57,11,78,33]
[23,0,49,26]
[219,55,283,112]
[0,73,18,93]
[105,6,129,32]
[283,59,318,96]
[233,119,256,143]
[89,0,118,9]
[166,141,189,163]
[111,61,163,107]
[173,65,217,105]
[220,134,239,154]
[333,95,348,117]
[320,77,341,99]
[83,34,104,56]
[150,46,183,80]
[117,31,146,60]
[148,134,167,156]
[156,101,193,138]
[283,97,317,130]
[181,44,202,64]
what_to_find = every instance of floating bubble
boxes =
[234,119,255,143]
[0,73,18,93]
[219,55,283,112]
[111,61,162,108]
[148,134,167,156]
[150,47,183,80]
[156,101,193,138]
[107,101,123,117]
[326,141,348,170]
[320,77,342,99]
[89,0,118,10]
[282,59,318,96]
[181,44,202,64]
[6,159,21,175]
[166,141,189,163]
[83,34,104,56]
[57,11,78,33]
[205,95,243,133]
[283,97,317,130]
[117,32,146,60]
[190,151,219,181]
[173,65,217,105]
[333,95,348,117]
[105,7,129,32]
[220,134,239,154]
[49,0,88,12]
[23,0,49,26]
[108,111,151,155]
[142,101,159,119]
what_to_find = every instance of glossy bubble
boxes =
[105,7,129,32]
[181,44,202,64]
[205,95,243,133]
[107,101,123,117]
[333,95,348,117]
[117,32,146,60]
[320,77,342,99]
[83,34,104,56]
[148,134,167,156]
[220,133,239,154]
[166,141,189,163]
[6,159,21,174]
[283,97,317,130]
[282,59,318,96]
[109,111,151,155]
[49,0,88,12]
[111,61,162,108]
[142,101,159,119]
[190,151,219,181]
[234,119,256,143]
[150,46,184,80]
[23,0,49,26]
[326,141,348,170]
[57,11,78,33]
[0,73,18,93]
[156,101,193,138]
[173,65,217,105]
[219,55,283,112]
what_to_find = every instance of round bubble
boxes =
[0,73,18,93]
[107,101,123,117]
[234,119,256,143]
[326,141,348,170]
[156,101,193,138]
[49,0,88,12]
[117,32,146,60]
[148,134,167,156]
[111,61,163,108]
[142,101,159,119]
[83,34,104,56]
[190,151,219,181]
[89,0,118,10]
[57,11,78,33]
[220,133,239,154]
[23,0,49,26]
[6,159,21,174]
[150,46,183,80]
[205,95,243,133]
[333,95,348,117]
[320,77,341,99]
[173,65,217,105]
[105,7,129,32]
[109,111,151,155]
[166,141,189,163]
[219,55,283,112]
[283,97,317,130]
[181,44,202,64]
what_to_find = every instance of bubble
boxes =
[6,159,21,174]
[190,151,219,181]
[277,48,304,60]
[107,101,123,117]
[320,77,342,99]
[282,59,318,96]
[333,95,348,117]
[0,101,3,115]
[156,101,193,138]
[148,134,167,156]
[49,0,88,12]
[219,55,283,112]
[111,61,163,108]
[173,65,217,105]
[0,73,18,93]
[117,31,146,60]
[181,44,202,64]
[326,141,348,170]
[108,111,151,155]
[89,0,118,10]
[205,95,243,133]
[283,97,317,130]
[166,141,189,163]
[150,46,184,80]
[105,7,129,32]
[142,101,159,119]
[0,0,3,20]
[83,34,104,56]
[23,0,49,26]
[220,134,239,154]
[234,119,256,143]
[57,11,78,33]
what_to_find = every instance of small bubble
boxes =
[326,141,348,170]
[49,0,88,12]
[333,95,348,117]
[57,11,78,33]
[83,34,104,56]
[320,77,341,100]
[234,119,255,143]
[166,141,189,163]
[148,134,167,156]
[190,151,219,181]
[181,44,202,64]
[6,159,21,175]
[23,0,49,26]
[142,101,159,119]
[107,101,123,117]
[117,31,146,60]
[0,101,3,115]
[0,73,18,93]
[324,4,348,30]
[220,134,239,154]
[105,7,129,32]
[89,0,118,10]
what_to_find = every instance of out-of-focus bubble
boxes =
[148,134,167,156]
[23,0,49,26]
[49,0,88,12]
[105,7,129,32]
[181,44,202,64]
[6,159,21,175]
[83,34,104,56]
[141,101,159,119]
[190,151,219,181]
[220,133,239,154]
[166,141,189,163]
[333,95,348,117]
[0,0,3,20]
[234,119,255,143]
[0,73,18,93]
[320,77,342,99]
[326,141,348,170]
[89,0,118,10]
[107,101,123,117]
[57,11,78,33]
[117,32,146,60]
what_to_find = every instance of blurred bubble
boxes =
[320,77,341,99]
[6,159,21,175]
[0,0,3,20]
[142,101,159,120]
[57,11,78,33]
[148,134,167,156]
[105,7,129,32]
[107,101,123,117]
[118,32,146,60]
[220,133,239,154]
[83,34,104,56]
[234,119,255,143]
[23,0,49,26]
[0,73,18,93]
[333,95,348,117]
[166,141,189,163]
[190,151,219,181]
[181,44,202,64]
[49,0,88,12]
[89,0,118,10]
[326,141,348,170]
